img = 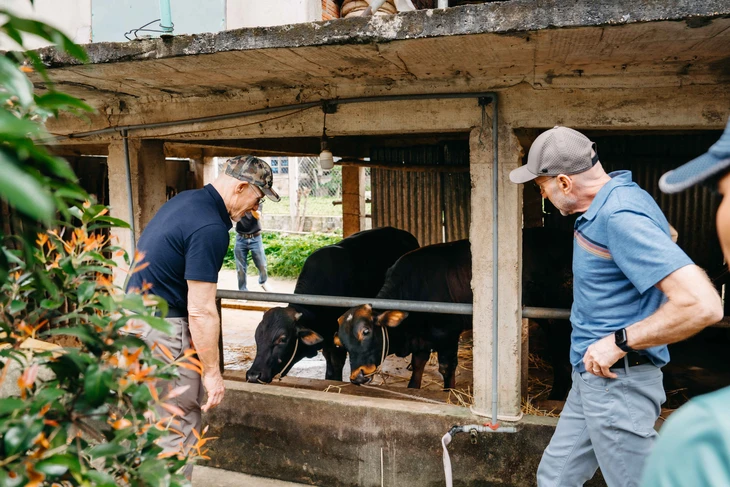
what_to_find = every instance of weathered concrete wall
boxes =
[227,0,321,29]
[470,124,524,420]
[108,138,167,284]
[204,380,606,487]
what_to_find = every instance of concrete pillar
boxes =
[469,124,524,421]
[289,157,299,230]
[342,166,365,237]
[108,138,167,286]
[192,157,217,188]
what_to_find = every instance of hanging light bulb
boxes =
[319,105,334,170]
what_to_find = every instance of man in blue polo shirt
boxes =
[127,155,279,478]
[510,127,722,486]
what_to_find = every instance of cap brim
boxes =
[659,152,730,194]
[262,186,281,203]
[509,164,538,184]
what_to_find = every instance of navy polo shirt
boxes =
[127,184,232,312]
[571,171,693,372]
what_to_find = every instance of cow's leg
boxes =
[437,339,460,390]
[322,343,347,381]
[546,319,572,400]
[408,350,430,388]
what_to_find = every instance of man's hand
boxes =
[583,334,626,379]
[201,370,225,412]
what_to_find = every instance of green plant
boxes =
[223,232,342,278]
[0,4,201,485]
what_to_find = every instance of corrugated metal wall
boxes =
[542,132,724,276]
[371,142,470,246]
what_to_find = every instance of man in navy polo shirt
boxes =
[127,155,279,478]
[509,127,722,487]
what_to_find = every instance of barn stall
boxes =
[42,1,730,485]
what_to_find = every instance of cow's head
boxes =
[246,307,323,383]
[335,304,408,385]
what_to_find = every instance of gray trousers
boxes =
[139,317,203,479]
[537,363,665,487]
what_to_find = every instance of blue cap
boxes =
[659,119,730,193]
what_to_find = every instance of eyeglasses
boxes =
[532,177,555,196]
[249,184,266,203]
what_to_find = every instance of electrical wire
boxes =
[124,19,175,41]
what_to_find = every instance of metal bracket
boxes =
[322,101,338,114]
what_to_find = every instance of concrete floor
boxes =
[193,466,316,486]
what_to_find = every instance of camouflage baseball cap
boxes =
[225,155,281,202]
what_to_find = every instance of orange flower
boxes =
[17,364,39,399]
[110,418,132,430]
[25,463,45,487]
[19,65,33,73]
[36,233,49,247]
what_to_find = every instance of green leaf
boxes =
[87,442,128,459]
[0,398,25,416]
[83,364,110,407]
[85,470,117,487]
[35,454,80,476]
[35,92,94,114]
[0,150,54,222]
[133,315,174,336]
[93,216,131,229]
[4,422,40,456]
[77,281,96,303]
[40,298,63,310]
[0,56,33,108]
[0,110,41,138]
[0,469,24,487]
[8,300,26,314]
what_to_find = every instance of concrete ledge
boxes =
[203,380,606,486]
[31,0,730,67]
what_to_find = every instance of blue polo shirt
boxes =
[127,184,232,313]
[571,171,693,372]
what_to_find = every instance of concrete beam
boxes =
[49,84,730,142]
[342,166,365,237]
[108,138,167,285]
[469,124,524,421]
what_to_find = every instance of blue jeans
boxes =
[537,363,665,487]
[234,234,268,291]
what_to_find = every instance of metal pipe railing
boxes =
[216,289,576,320]
[216,289,473,315]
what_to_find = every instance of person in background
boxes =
[234,203,271,292]
[509,126,722,487]
[126,155,279,478]
[641,119,730,487]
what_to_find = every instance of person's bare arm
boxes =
[187,280,225,412]
[583,265,723,378]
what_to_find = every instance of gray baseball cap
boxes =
[225,155,281,202]
[510,126,599,184]
[659,119,730,193]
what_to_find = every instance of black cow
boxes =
[246,227,419,383]
[335,239,472,390]
[522,227,574,400]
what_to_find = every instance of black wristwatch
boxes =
[615,328,634,353]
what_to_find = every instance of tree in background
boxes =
[0,4,203,485]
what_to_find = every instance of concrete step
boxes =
[193,466,317,486]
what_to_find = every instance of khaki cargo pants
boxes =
[136,317,203,479]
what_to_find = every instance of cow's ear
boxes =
[333,332,343,348]
[297,326,323,346]
[376,310,409,328]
